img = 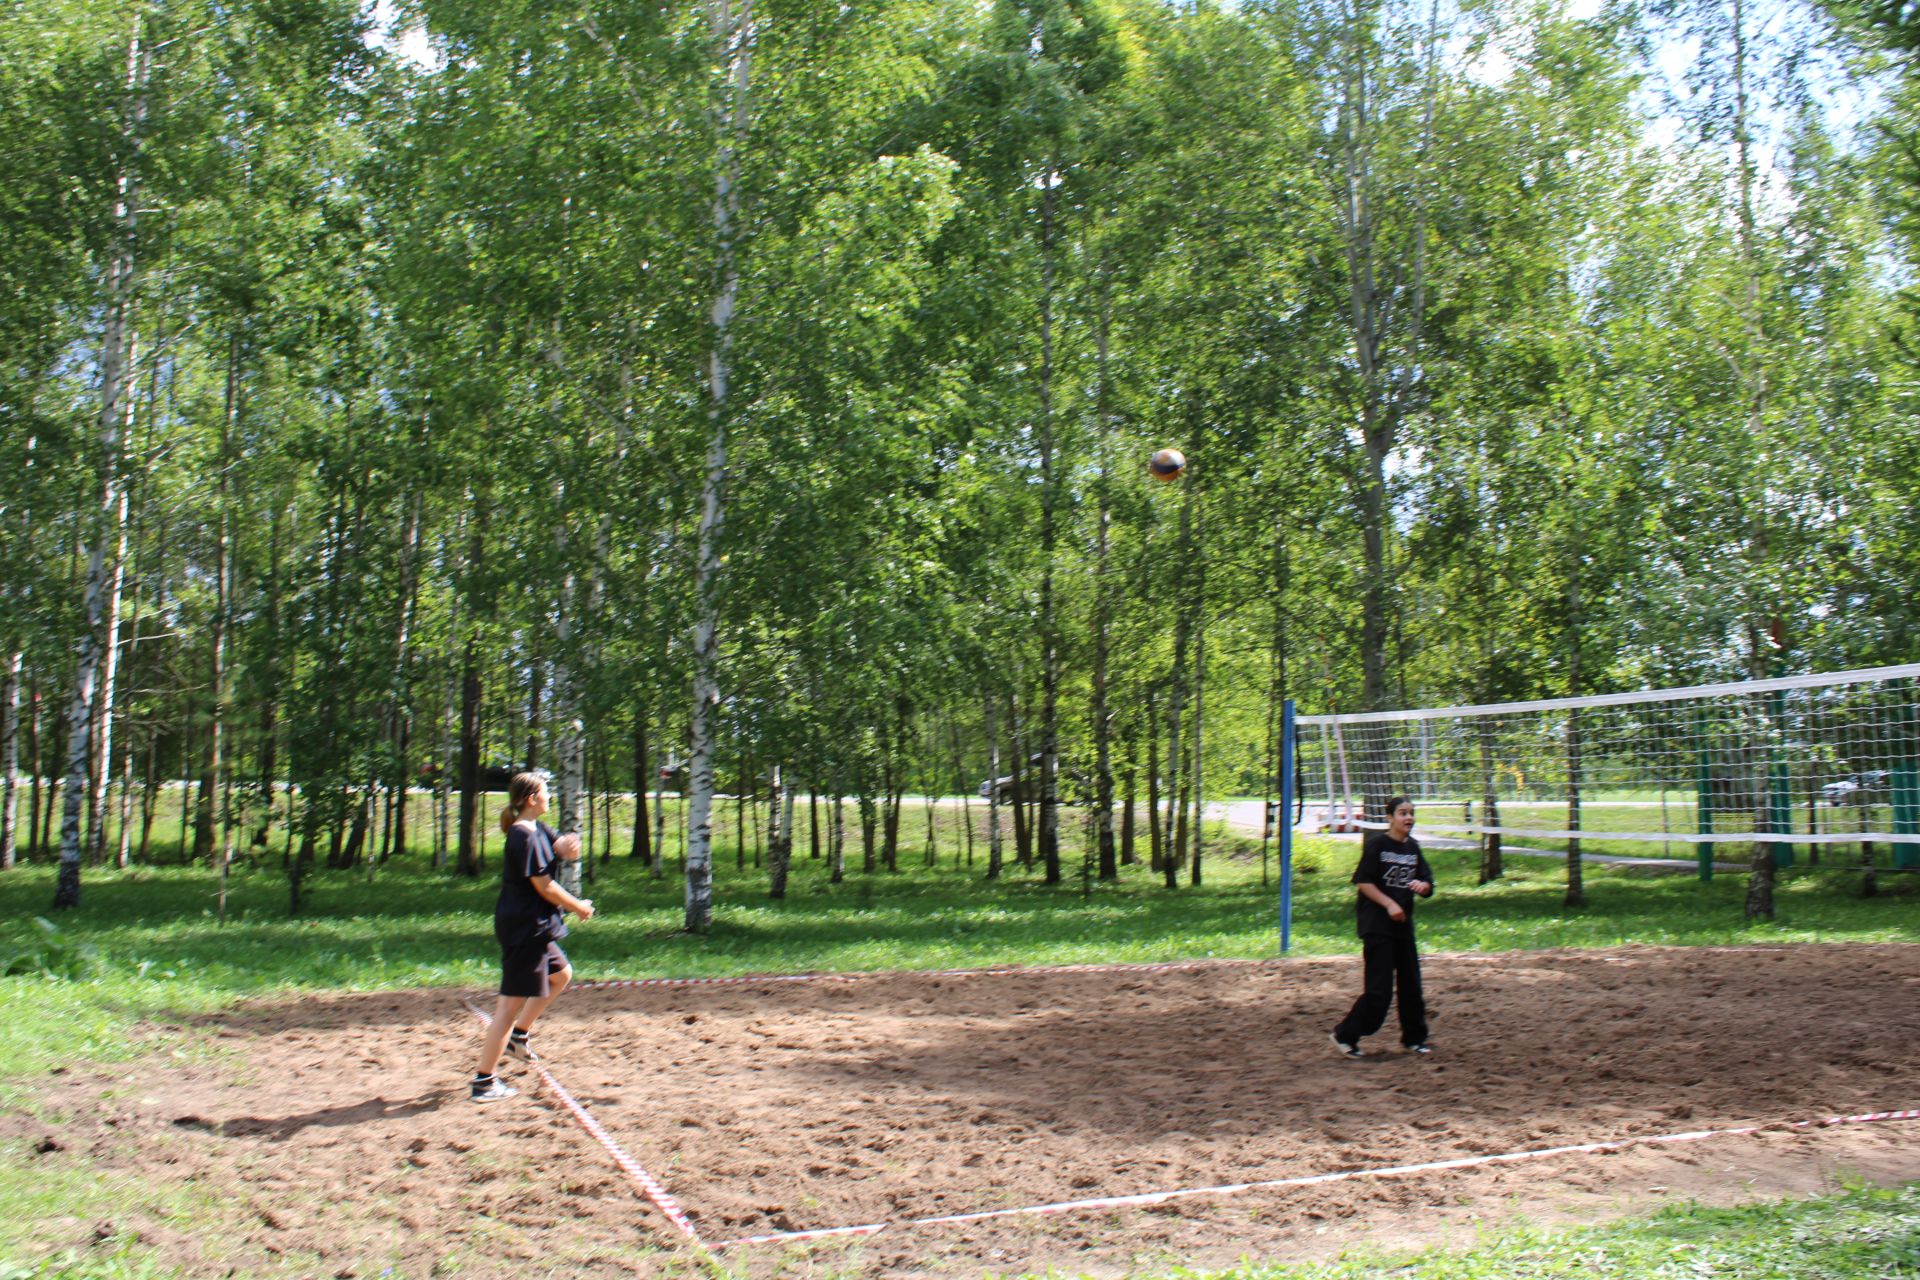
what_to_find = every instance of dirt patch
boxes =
[7,944,1919,1277]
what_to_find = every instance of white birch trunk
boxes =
[87,489,128,864]
[767,765,790,898]
[55,21,146,909]
[830,789,845,884]
[686,0,752,932]
[651,764,667,880]
[2,651,19,870]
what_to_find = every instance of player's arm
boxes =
[530,874,594,920]
[1357,881,1405,921]
[1410,853,1434,897]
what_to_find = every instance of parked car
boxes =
[1822,769,1891,806]
[979,754,1047,801]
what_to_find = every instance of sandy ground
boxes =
[7,943,1918,1277]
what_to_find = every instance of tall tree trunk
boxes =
[767,764,790,899]
[809,774,820,859]
[1191,587,1206,887]
[195,333,241,868]
[554,622,586,898]
[1334,1,1436,791]
[1091,277,1116,883]
[86,485,129,865]
[1,651,18,870]
[28,677,43,858]
[1731,0,1777,922]
[55,20,147,910]
[139,724,159,863]
[1164,485,1192,891]
[255,502,285,849]
[830,785,845,884]
[113,570,144,868]
[456,632,484,878]
[1037,164,1062,887]
[948,716,974,870]
[632,713,652,864]
[985,696,1003,880]
[652,748,668,880]
[526,659,543,771]
[1008,694,1031,867]
[1146,690,1162,873]
[685,0,752,933]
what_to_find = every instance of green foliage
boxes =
[1215,1182,1920,1278]
[0,919,99,981]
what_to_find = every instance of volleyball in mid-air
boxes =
[1149,448,1186,482]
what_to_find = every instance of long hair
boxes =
[498,772,545,833]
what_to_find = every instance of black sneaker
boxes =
[1404,1042,1433,1055]
[1330,1034,1363,1059]
[504,1033,537,1063]
[471,1075,517,1103]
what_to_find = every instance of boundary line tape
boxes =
[711,1108,1920,1249]
[461,999,707,1250]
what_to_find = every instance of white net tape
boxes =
[1297,665,1920,847]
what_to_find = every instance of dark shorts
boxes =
[500,939,570,998]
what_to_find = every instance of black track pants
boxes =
[1332,929,1427,1047]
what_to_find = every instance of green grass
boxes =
[1236,1179,1920,1278]
[1,818,1915,1278]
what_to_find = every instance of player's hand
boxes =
[1387,904,1407,922]
[555,833,583,861]
[575,899,595,921]
[1409,880,1431,896]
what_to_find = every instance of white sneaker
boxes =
[470,1076,517,1103]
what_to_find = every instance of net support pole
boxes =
[1694,707,1714,882]
[1278,698,1296,953]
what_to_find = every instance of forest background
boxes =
[5,0,1920,929]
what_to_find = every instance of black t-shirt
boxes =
[496,821,567,946]
[1351,833,1433,937]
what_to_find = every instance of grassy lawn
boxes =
[1,810,1915,1278]
[1235,1180,1920,1278]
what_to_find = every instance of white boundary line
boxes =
[712,1108,1920,1249]
[461,999,707,1249]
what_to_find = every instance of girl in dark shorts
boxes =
[471,772,595,1102]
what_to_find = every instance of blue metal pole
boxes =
[1279,698,1297,953]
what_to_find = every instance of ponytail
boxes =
[498,771,546,833]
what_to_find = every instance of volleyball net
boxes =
[1285,663,1920,879]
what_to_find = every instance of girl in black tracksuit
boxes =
[1331,795,1434,1056]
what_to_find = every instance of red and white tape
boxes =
[461,1000,706,1249]
[713,1107,1920,1250]
[577,956,1272,993]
